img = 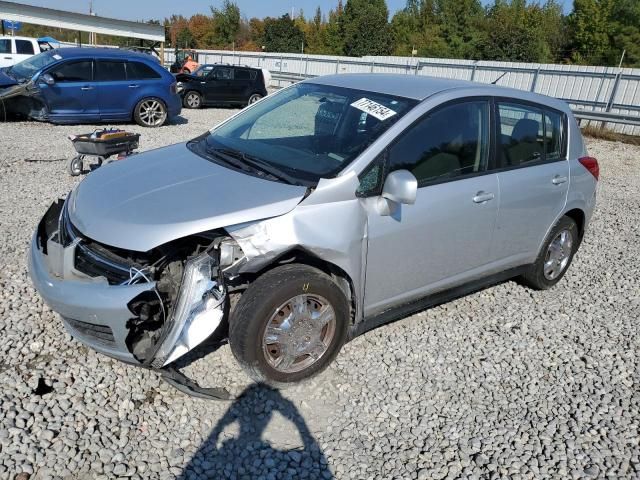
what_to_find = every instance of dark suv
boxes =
[177,64,268,109]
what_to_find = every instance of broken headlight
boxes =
[152,251,225,367]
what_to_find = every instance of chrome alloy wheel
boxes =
[544,229,573,280]
[138,99,167,127]
[248,94,262,105]
[186,92,201,108]
[262,294,336,374]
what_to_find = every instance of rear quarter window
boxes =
[127,61,161,80]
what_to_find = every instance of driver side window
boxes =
[388,100,490,186]
[50,61,93,83]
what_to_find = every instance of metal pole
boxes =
[530,67,540,92]
[471,64,477,82]
[160,42,165,68]
[335,59,340,74]
[304,56,309,77]
[371,59,375,73]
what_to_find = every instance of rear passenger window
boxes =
[0,39,9,54]
[15,40,34,55]
[50,61,93,82]
[95,61,126,81]
[498,103,566,166]
[498,103,544,167]
[388,100,490,185]
[127,61,161,80]
[235,69,251,80]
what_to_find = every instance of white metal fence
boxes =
[165,49,640,135]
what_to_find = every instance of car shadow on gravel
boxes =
[178,384,333,479]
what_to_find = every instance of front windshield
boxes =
[10,51,58,80]
[189,83,417,185]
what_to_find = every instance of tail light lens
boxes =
[170,82,177,95]
[579,156,599,180]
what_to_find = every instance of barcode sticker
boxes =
[351,98,397,121]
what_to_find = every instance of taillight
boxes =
[170,82,177,95]
[579,156,599,180]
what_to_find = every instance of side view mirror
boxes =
[40,73,55,85]
[377,170,417,217]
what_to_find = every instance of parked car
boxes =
[0,48,181,127]
[177,64,269,109]
[29,74,598,392]
[0,36,55,68]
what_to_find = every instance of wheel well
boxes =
[564,208,586,242]
[231,249,357,325]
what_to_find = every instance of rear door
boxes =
[95,60,130,120]
[13,39,35,64]
[204,67,233,103]
[491,101,569,266]
[40,60,98,121]
[230,68,254,102]
[0,38,13,67]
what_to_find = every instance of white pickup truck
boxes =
[0,36,53,68]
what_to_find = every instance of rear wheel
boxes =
[183,91,202,109]
[247,93,263,106]
[519,216,579,290]
[134,98,167,127]
[229,264,350,387]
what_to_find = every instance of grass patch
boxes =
[581,125,640,146]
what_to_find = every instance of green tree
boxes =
[342,0,393,56]
[435,0,484,58]
[263,14,305,53]
[324,1,346,55]
[211,0,241,47]
[608,0,640,66]
[568,0,614,64]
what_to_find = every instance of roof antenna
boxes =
[491,72,508,85]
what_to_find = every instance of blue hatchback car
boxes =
[0,48,181,127]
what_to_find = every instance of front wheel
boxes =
[229,264,350,387]
[133,98,168,127]
[519,216,579,290]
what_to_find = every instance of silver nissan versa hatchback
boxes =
[29,74,598,396]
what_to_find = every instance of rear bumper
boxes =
[166,94,182,118]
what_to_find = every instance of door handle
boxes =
[552,175,568,185]
[473,192,495,204]
[80,86,93,91]
[3,57,11,60]
[128,84,139,88]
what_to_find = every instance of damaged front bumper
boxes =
[28,200,227,369]
[0,80,48,121]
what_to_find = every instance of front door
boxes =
[0,38,13,67]
[40,60,98,121]
[363,99,499,317]
[204,67,233,104]
[13,39,35,65]
[491,102,570,265]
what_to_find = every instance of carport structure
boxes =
[0,0,165,58]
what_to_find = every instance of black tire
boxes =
[68,155,83,176]
[229,264,350,387]
[183,91,202,109]
[133,98,168,128]
[247,93,263,106]
[519,216,579,290]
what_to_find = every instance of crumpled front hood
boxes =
[68,143,308,252]
[0,71,18,89]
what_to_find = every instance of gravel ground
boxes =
[0,109,639,480]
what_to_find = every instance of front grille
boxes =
[74,243,132,285]
[64,318,116,347]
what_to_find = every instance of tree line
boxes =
[13,0,640,67]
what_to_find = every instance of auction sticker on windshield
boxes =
[351,98,397,121]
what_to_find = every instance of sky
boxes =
[6,0,570,22]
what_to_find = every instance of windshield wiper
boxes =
[211,148,303,186]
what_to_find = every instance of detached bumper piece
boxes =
[160,366,233,401]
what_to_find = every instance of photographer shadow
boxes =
[179,383,334,479]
